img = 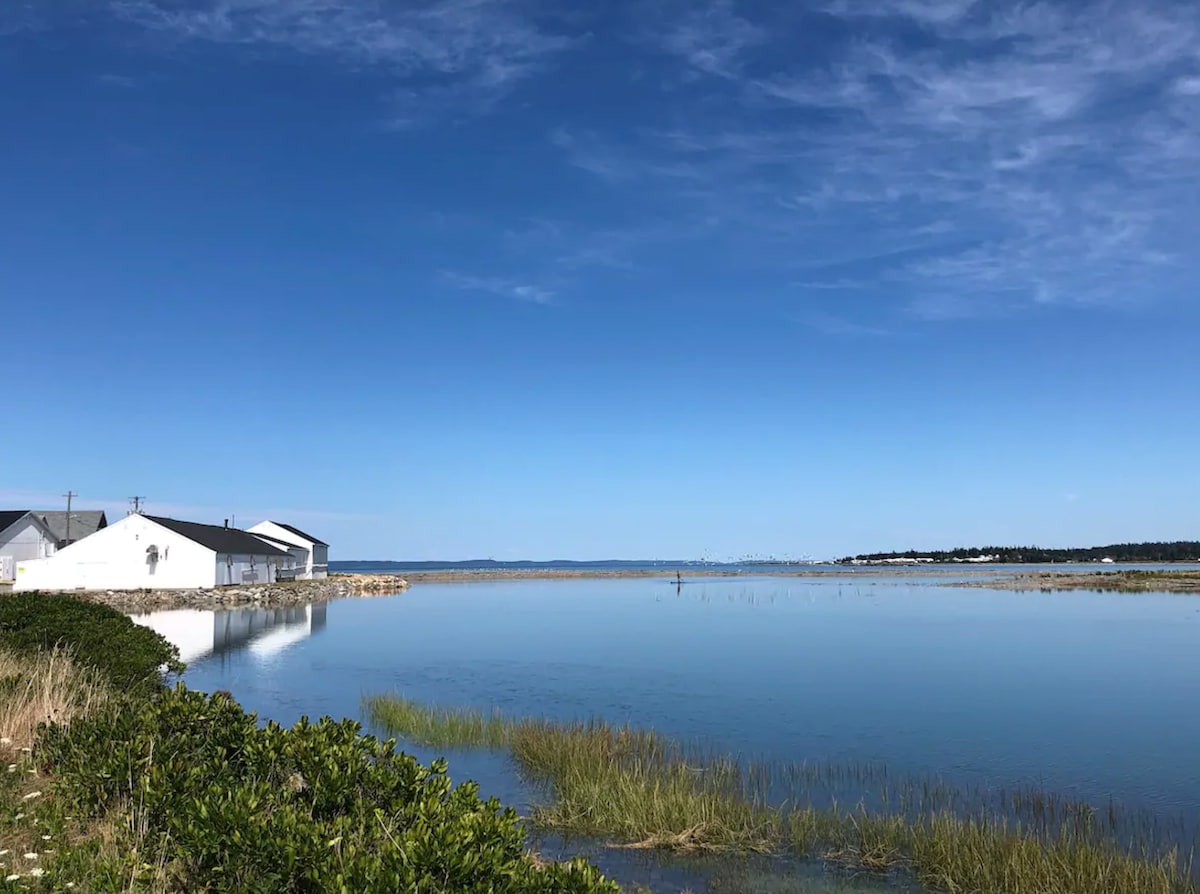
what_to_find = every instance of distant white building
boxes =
[0,511,58,581]
[14,514,292,591]
[248,521,329,579]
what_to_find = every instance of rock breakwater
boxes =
[60,574,409,612]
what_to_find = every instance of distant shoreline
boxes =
[343,565,1200,589]
[378,567,884,583]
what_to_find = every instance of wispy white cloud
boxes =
[94,0,575,121]
[96,72,141,88]
[550,0,1200,319]
[1174,75,1200,95]
[822,0,978,27]
[443,271,555,305]
[38,0,1199,320]
[658,0,766,80]
[795,312,898,338]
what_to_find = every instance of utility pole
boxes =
[129,496,146,515]
[63,491,77,544]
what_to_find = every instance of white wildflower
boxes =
[0,850,8,856]
[18,747,31,753]
[5,765,14,773]
[5,874,20,882]
[22,791,42,800]
[13,813,23,821]
[0,736,12,744]
[28,867,44,878]
[40,836,50,841]
[22,853,37,860]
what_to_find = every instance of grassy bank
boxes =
[366,696,1198,894]
[0,594,619,893]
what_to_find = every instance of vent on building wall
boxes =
[146,545,159,562]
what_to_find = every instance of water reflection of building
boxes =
[130,603,327,664]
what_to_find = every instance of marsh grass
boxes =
[366,698,511,749]
[366,694,1199,894]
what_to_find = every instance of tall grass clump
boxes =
[366,694,1199,894]
[366,697,511,749]
[0,648,108,751]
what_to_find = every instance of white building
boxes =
[247,531,310,580]
[0,510,58,581]
[14,514,292,592]
[248,521,329,579]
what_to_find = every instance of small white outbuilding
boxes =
[14,514,292,592]
[248,521,329,579]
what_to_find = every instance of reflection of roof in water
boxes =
[248,622,314,659]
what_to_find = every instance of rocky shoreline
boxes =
[56,574,409,612]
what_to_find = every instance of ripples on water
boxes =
[133,574,1200,892]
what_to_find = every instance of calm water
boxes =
[135,575,1200,892]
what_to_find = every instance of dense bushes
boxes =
[0,593,180,689]
[35,686,619,893]
[2,595,617,892]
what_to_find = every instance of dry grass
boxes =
[0,648,109,752]
[1,648,110,887]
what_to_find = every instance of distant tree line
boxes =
[839,542,1200,564]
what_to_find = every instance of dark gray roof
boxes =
[145,517,289,556]
[40,511,108,544]
[0,510,32,534]
[269,521,328,547]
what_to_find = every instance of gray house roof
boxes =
[40,510,108,545]
[0,510,34,537]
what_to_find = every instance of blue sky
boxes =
[3,0,1199,560]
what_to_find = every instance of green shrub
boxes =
[36,686,619,893]
[0,593,180,690]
